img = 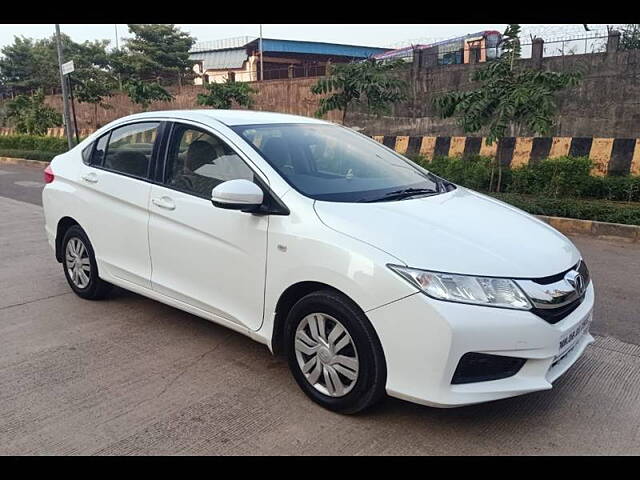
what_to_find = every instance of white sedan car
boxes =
[42,110,594,413]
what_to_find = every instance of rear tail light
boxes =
[44,165,55,183]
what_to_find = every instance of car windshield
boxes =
[232,123,448,202]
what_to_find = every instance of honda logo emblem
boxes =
[565,270,586,296]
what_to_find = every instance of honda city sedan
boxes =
[42,110,594,413]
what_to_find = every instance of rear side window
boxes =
[90,134,109,166]
[103,122,160,178]
[81,142,94,165]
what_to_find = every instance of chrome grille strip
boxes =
[516,259,590,312]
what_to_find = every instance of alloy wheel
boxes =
[65,237,91,289]
[294,313,359,397]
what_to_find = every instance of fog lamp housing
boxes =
[451,352,526,384]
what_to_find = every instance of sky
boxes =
[0,24,605,52]
[1,24,511,50]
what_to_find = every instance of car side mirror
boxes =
[211,179,264,212]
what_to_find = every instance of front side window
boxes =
[103,122,159,178]
[232,123,445,202]
[164,124,255,198]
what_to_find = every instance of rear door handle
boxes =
[152,196,176,211]
[81,173,98,184]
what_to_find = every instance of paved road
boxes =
[0,162,46,206]
[1,162,640,455]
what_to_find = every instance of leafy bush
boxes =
[124,78,173,110]
[582,175,640,203]
[505,157,640,202]
[408,154,640,203]
[5,90,62,135]
[508,156,593,198]
[197,79,256,109]
[311,58,407,123]
[408,154,496,191]
[492,193,640,226]
[404,154,640,224]
[0,134,68,153]
[0,148,58,162]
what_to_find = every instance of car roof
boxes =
[117,109,331,127]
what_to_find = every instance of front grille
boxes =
[532,296,584,324]
[518,259,590,325]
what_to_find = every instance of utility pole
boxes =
[68,74,80,144]
[259,24,264,81]
[115,24,123,90]
[55,24,74,149]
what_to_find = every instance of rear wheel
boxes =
[61,225,112,300]
[285,290,387,414]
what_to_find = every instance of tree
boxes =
[310,58,407,124]
[72,69,117,128]
[114,24,196,87]
[6,90,62,134]
[196,79,256,109]
[433,24,582,192]
[123,77,173,110]
[619,24,640,50]
[0,36,59,95]
[0,34,116,98]
[59,37,118,128]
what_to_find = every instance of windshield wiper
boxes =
[360,187,439,203]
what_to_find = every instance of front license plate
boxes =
[557,313,592,359]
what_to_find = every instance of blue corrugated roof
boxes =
[189,37,388,60]
[259,38,387,58]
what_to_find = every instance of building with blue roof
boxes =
[189,36,389,84]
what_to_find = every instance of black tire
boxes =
[284,289,387,414]
[61,225,113,300]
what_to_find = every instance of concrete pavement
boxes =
[1,168,640,455]
[0,163,46,206]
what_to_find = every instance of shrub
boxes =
[0,134,68,153]
[0,149,59,162]
[408,154,640,203]
[5,91,62,135]
[508,156,593,198]
[491,193,640,226]
[582,175,640,203]
[197,79,256,109]
[408,154,495,192]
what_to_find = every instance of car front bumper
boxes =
[367,282,595,408]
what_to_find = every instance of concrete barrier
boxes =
[373,135,640,177]
[536,215,639,243]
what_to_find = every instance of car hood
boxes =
[313,187,580,279]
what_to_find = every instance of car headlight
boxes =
[388,265,532,310]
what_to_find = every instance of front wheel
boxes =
[61,225,112,300]
[285,290,387,414]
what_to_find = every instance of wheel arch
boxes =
[55,216,80,263]
[270,281,367,357]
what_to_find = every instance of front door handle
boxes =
[81,173,98,184]
[152,196,176,211]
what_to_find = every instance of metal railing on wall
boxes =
[408,31,623,71]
